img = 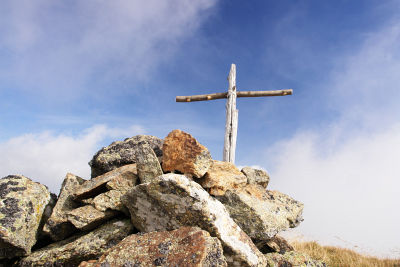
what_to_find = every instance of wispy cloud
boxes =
[265,11,400,258]
[0,124,145,194]
[0,0,217,100]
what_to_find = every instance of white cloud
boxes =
[264,14,400,258]
[0,124,145,194]
[0,0,217,99]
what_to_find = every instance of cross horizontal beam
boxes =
[176,89,293,102]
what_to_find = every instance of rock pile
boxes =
[0,129,325,267]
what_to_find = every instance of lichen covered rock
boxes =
[18,219,134,266]
[43,173,86,241]
[136,141,163,184]
[67,205,118,231]
[92,190,128,214]
[0,175,51,258]
[80,227,227,267]
[122,173,266,267]
[74,164,137,201]
[200,160,247,196]
[241,166,270,189]
[89,135,163,178]
[265,251,326,267]
[162,130,212,178]
[216,185,304,241]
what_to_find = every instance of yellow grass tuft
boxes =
[291,241,400,267]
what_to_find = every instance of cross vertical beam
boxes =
[223,64,238,163]
[175,63,293,164]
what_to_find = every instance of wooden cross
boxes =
[176,64,293,164]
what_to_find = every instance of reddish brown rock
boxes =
[73,164,137,200]
[162,130,212,178]
[79,227,227,267]
[199,160,247,196]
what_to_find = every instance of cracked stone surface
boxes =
[216,185,304,241]
[0,175,51,258]
[79,227,227,267]
[162,130,212,178]
[122,173,266,267]
[18,219,134,266]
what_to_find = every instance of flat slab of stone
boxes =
[67,205,118,231]
[18,219,134,266]
[0,175,51,258]
[80,227,227,267]
[43,173,86,241]
[199,160,247,196]
[216,185,304,241]
[241,166,270,189]
[92,190,128,214]
[162,130,212,178]
[136,141,163,184]
[74,164,137,200]
[122,173,266,267]
[89,135,163,178]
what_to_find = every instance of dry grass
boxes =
[291,241,400,267]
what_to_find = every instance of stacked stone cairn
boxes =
[0,130,326,267]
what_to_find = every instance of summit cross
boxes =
[176,64,293,164]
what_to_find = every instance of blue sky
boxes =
[1,0,399,258]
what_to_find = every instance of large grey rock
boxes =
[121,173,266,267]
[216,185,304,241]
[0,175,51,258]
[79,227,227,267]
[18,219,134,266]
[67,205,118,231]
[241,166,270,189]
[43,173,86,241]
[74,164,137,201]
[136,141,163,184]
[89,135,163,178]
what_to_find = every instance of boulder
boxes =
[136,141,163,183]
[43,173,86,241]
[74,164,137,201]
[89,135,163,178]
[162,130,212,178]
[216,185,304,241]
[80,227,227,267]
[264,251,326,267]
[199,160,247,196]
[0,175,51,258]
[121,173,266,267]
[67,205,118,231]
[18,219,134,266]
[241,166,270,189]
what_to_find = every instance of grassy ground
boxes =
[291,241,400,267]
